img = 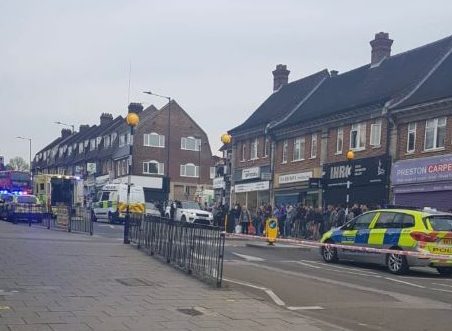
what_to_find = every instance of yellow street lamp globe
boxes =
[126,112,140,127]
[346,150,355,161]
[221,133,231,144]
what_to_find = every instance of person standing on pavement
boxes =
[239,205,251,234]
[286,204,294,237]
[335,204,346,227]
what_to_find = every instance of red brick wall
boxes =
[234,135,271,170]
[397,115,452,160]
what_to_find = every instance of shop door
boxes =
[395,191,452,212]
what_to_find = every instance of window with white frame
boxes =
[90,139,96,151]
[180,163,199,177]
[119,135,126,147]
[425,117,446,150]
[68,146,72,156]
[104,136,111,148]
[293,137,305,161]
[96,137,102,146]
[117,161,121,176]
[370,120,382,146]
[336,128,343,154]
[350,122,366,150]
[78,143,84,154]
[311,134,318,158]
[241,143,246,161]
[143,160,164,175]
[264,137,269,157]
[210,167,216,179]
[126,133,132,145]
[144,132,165,148]
[282,140,288,163]
[407,122,416,153]
[181,137,201,151]
[111,132,117,144]
[122,159,127,175]
[250,138,258,160]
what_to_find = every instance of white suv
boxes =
[165,200,213,225]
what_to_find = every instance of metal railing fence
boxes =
[129,214,225,287]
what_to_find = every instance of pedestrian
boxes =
[286,204,294,237]
[239,205,251,234]
[170,201,176,220]
[335,204,346,227]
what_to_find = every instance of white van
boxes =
[93,184,145,223]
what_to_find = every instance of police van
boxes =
[92,184,145,223]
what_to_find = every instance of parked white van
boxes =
[93,184,145,223]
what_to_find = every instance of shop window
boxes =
[282,140,288,164]
[424,117,446,150]
[370,120,381,147]
[407,122,416,153]
[144,132,165,148]
[293,137,305,161]
[336,128,343,154]
[311,134,317,158]
[350,122,366,151]
[250,138,258,160]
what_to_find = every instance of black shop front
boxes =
[323,156,390,208]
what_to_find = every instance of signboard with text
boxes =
[278,171,313,185]
[235,181,269,193]
[242,167,260,180]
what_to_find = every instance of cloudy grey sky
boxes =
[1,0,452,164]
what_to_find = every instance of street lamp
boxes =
[123,111,140,244]
[143,90,172,198]
[345,150,355,215]
[16,136,32,176]
[55,121,75,133]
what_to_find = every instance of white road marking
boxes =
[294,261,321,269]
[300,260,380,275]
[431,287,452,293]
[109,225,115,229]
[432,283,452,288]
[287,306,324,310]
[223,278,285,306]
[384,277,425,288]
[232,252,265,262]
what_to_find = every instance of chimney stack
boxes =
[128,103,144,114]
[61,129,72,138]
[370,32,393,65]
[100,113,113,126]
[330,70,339,77]
[272,64,290,91]
[79,124,90,132]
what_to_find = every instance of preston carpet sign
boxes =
[278,172,313,184]
[391,153,452,185]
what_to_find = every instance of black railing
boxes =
[129,215,225,287]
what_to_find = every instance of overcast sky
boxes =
[1,0,452,164]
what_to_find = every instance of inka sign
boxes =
[242,167,260,180]
[323,156,389,187]
[391,153,452,185]
[278,171,313,184]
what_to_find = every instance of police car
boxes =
[320,208,452,275]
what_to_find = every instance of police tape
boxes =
[223,232,452,262]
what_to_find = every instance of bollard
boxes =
[264,217,279,245]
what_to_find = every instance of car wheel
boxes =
[386,250,409,275]
[321,240,338,263]
[181,215,187,222]
[436,267,452,276]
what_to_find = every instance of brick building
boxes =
[33,101,215,204]
[228,32,452,211]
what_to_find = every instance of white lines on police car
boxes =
[231,252,265,262]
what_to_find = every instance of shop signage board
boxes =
[235,181,269,193]
[213,177,225,189]
[278,171,313,184]
[323,156,389,187]
[242,167,260,180]
[391,153,452,185]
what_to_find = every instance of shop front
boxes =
[274,170,321,207]
[233,166,271,212]
[323,156,390,208]
[391,153,452,212]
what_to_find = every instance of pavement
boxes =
[0,221,335,331]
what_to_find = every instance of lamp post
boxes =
[143,91,172,199]
[55,121,75,133]
[16,136,32,176]
[123,111,140,244]
[345,150,355,215]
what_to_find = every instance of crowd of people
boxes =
[216,202,376,240]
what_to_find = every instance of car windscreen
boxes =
[145,203,157,210]
[17,196,38,204]
[181,201,201,210]
[100,191,111,201]
[427,215,452,231]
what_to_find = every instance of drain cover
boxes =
[177,308,203,316]
[115,278,155,287]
